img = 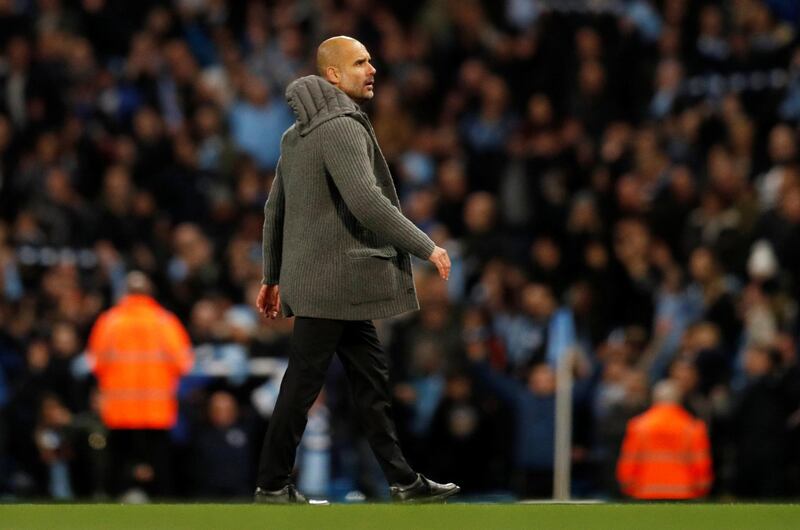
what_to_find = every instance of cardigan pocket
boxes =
[345,247,397,304]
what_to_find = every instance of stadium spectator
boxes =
[7,338,63,495]
[469,340,558,498]
[594,367,649,498]
[228,74,293,172]
[68,388,109,500]
[427,371,494,493]
[730,345,789,498]
[193,390,252,499]
[32,386,111,500]
[34,393,75,499]
[391,305,457,469]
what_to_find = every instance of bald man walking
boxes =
[254,37,458,503]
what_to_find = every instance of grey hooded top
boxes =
[261,75,436,320]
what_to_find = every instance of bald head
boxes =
[317,36,359,76]
[125,270,152,295]
[316,36,376,103]
[653,380,681,404]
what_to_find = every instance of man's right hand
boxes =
[256,284,281,319]
[428,246,451,280]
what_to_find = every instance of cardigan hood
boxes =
[285,75,360,136]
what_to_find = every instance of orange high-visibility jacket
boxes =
[87,295,194,430]
[617,403,712,499]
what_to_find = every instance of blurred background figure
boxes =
[86,271,193,499]
[469,337,558,499]
[193,390,252,499]
[34,393,76,500]
[730,346,788,499]
[617,381,712,500]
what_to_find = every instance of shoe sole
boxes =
[397,486,461,504]
[254,499,308,505]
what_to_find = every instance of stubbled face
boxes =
[330,41,376,103]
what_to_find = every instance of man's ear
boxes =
[325,66,340,84]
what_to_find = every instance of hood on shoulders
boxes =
[285,75,360,136]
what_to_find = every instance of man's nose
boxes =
[368,63,376,75]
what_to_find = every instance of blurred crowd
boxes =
[2,0,800,501]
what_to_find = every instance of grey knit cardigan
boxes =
[261,75,436,320]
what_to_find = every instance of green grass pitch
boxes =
[1,503,799,529]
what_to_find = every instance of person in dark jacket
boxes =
[427,372,494,493]
[468,342,558,498]
[254,36,458,504]
[194,391,252,498]
[731,346,789,498]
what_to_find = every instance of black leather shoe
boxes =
[254,484,309,504]
[390,474,460,503]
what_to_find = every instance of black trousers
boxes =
[256,317,417,490]
[108,429,172,496]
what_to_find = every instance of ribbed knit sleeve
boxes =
[261,158,285,284]
[319,117,436,260]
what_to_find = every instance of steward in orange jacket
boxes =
[87,272,194,430]
[617,381,712,499]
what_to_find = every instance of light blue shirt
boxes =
[229,99,294,171]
